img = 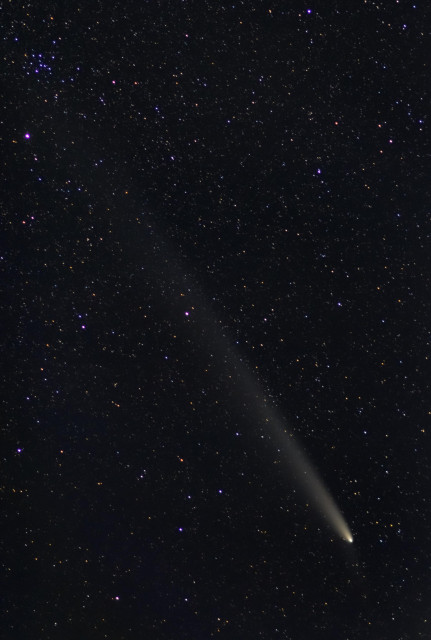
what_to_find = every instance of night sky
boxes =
[2,1,431,638]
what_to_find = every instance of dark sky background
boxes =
[2,1,431,638]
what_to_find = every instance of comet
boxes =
[204,330,354,544]
[268,414,354,544]
[126,215,354,545]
